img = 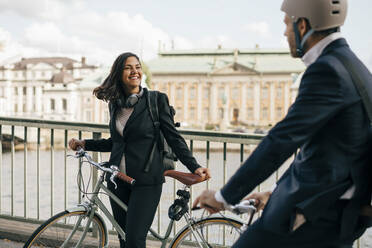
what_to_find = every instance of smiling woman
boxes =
[68,51,210,248]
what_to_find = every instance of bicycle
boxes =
[24,148,257,248]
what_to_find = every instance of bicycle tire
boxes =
[23,210,107,248]
[169,216,244,248]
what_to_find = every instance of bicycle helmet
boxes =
[281,0,348,56]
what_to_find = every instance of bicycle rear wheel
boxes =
[24,210,107,248]
[170,217,243,248]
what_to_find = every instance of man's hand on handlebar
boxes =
[69,138,86,151]
[192,190,224,214]
[244,191,271,211]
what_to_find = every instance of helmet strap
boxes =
[293,22,314,57]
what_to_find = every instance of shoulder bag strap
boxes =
[144,90,161,172]
[333,52,372,122]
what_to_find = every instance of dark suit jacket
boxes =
[221,38,372,235]
[85,88,200,186]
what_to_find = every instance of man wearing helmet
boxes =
[194,0,372,247]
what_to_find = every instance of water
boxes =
[0,149,370,247]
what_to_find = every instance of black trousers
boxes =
[107,179,162,248]
[233,200,367,248]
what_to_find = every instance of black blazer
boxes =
[221,38,372,234]
[85,88,200,186]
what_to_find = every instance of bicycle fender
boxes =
[65,205,110,248]
[169,216,244,247]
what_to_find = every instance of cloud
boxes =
[0,1,238,65]
[197,35,238,49]
[0,3,174,65]
[0,0,84,21]
[0,27,42,63]
[243,21,272,38]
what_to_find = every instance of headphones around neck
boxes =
[118,87,144,108]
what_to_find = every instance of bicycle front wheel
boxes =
[170,217,244,248]
[24,210,107,248]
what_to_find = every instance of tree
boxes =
[141,61,152,89]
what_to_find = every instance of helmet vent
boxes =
[332,10,340,15]
[332,0,340,4]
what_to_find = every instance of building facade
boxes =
[0,57,99,121]
[147,48,305,130]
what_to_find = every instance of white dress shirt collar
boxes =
[302,32,343,67]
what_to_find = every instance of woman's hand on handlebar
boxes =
[68,138,86,151]
[244,191,271,211]
[193,167,211,180]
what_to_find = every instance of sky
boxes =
[0,0,371,69]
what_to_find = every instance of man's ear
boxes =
[297,18,310,39]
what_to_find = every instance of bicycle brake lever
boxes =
[110,173,118,189]
[110,166,120,189]
[67,154,81,159]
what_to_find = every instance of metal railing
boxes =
[0,116,367,247]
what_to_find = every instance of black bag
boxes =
[144,90,178,172]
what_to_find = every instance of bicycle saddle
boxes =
[164,170,207,186]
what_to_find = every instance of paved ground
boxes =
[0,217,162,248]
[0,239,24,248]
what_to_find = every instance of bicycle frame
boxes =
[68,171,181,248]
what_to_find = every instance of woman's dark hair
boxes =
[93,52,140,102]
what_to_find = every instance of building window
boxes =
[50,99,55,111]
[84,97,91,104]
[189,107,195,119]
[262,107,268,119]
[23,103,26,112]
[85,110,92,122]
[23,71,26,77]
[62,98,67,112]
[104,109,109,123]
[276,86,282,99]
[218,108,224,119]
[247,87,253,99]
[276,107,282,119]
[233,108,239,122]
[176,107,183,120]
[247,107,253,119]
[218,87,225,100]
[176,87,182,99]
[189,87,196,100]
[33,86,36,95]
[262,87,268,99]
[232,87,239,99]
[23,87,27,95]
[203,87,210,100]
[14,104,18,112]
[203,107,209,119]
[14,87,18,95]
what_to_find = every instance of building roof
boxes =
[50,71,74,84]
[147,48,305,75]
[1,57,97,70]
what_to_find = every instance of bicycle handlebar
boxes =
[70,148,136,187]
[192,199,257,215]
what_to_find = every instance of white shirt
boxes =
[301,32,342,67]
[215,32,354,206]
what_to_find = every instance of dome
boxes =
[50,71,74,84]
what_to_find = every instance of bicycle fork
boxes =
[60,207,96,248]
[183,212,212,248]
